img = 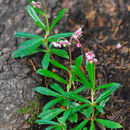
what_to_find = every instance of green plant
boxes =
[13,0,122,129]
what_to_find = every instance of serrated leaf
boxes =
[34,87,61,97]
[71,66,91,88]
[38,108,64,119]
[14,32,42,39]
[95,86,119,103]
[36,119,59,125]
[42,52,50,69]
[73,119,89,130]
[95,83,120,90]
[37,69,68,84]
[62,108,72,123]
[50,83,65,94]
[50,9,68,31]
[48,32,73,41]
[95,119,122,129]
[26,5,46,30]
[86,62,95,88]
[68,113,78,123]
[43,97,64,111]
[73,85,89,94]
[12,38,42,58]
[51,49,69,59]
[50,59,69,72]
[90,120,95,130]
[75,55,83,68]
[95,105,104,114]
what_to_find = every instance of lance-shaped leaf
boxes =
[14,32,42,39]
[68,113,78,123]
[43,97,64,111]
[71,66,91,88]
[34,87,61,97]
[48,32,73,41]
[50,59,69,72]
[95,86,119,103]
[95,83,120,90]
[12,38,42,58]
[95,105,104,114]
[38,108,65,119]
[86,62,95,87]
[90,120,95,130]
[82,106,94,118]
[95,119,122,129]
[73,119,89,130]
[73,85,89,94]
[26,5,46,30]
[42,52,50,69]
[34,8,45,16]
[51,49,69,59]
[50,9,68,31]
[36,119,59,125]
[62,108,72,123]
[50,83,65,94]
[37,69,68,84]
[46,126,56,130]
[75,55,83,68]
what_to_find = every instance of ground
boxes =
[0,0,129,129]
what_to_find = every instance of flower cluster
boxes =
[32,1,41,9]
[52,28,83,48]
[85,51,97,63]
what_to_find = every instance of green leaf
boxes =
[12,38,42,58]
[68,113,78,123]
[51,49,69,59]
[34,8,45,16]
[75,55,83,68]
[73,119,89,130]
[61,98,70,107]
[62,108,72,123]
[95,105,104,114]
[43,97,64,111]
[36,119,59,125]
[83,127,87,130]
[38,108,64,119]
[71,104,89,115]
[26,5,46,30]
[42,52,50,69]
[50,83,65,94]
[73,85,89,94]
[46,126,56,130]
[95,119,122,129]
[37,69,68,84]
[50,9,68,31]
[48,32,73,41]
[82,106,94,118]
[34,87,61,97]
[90,120,95,130]
[95,83,120,90]
[95,86,119,103]
[71,66,91,88]
[14,32,42,39]
[50,59,70,72]
[86,62,95,87]
[63,92,91,104]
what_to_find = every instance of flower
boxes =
[60,40,71,47]
[116,43,121,49]
[32,1,41,9]
[52,42,61,48]
[85,51,97,63]
[72,28,83,40]
[76,43,82,48]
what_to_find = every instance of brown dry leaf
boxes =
[98,16,105,27]
[128,5,130,11]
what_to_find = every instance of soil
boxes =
[0,0,129,130]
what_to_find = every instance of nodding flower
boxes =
[60,40,71,47]
[72,28,83,40]
[32,1,41,9]
[52,42,62,48]
[76,43,82,48]
[116,43,121,49]
[85,51,97,63]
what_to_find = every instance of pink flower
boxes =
[116,43,121,49]
[32,1,41,9]
[52,42,61,48]
[76,43,82,48]
[85,51,97,63]
[72,28,83,40]
[60,40,71,46]
[85,51,95,60]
